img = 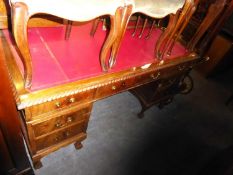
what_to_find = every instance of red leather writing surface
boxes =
[3,22,187,91]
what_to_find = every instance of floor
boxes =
[35,69,233,175]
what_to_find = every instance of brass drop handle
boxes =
[150,72,160,80]
[67,116,73,123]
[54,137,60,142]
[121,82,126,87]
[69,97,75,103]
[55,121,63,128]
[112,85,116,90]
[55,102,61,108]
[64,131,70,137]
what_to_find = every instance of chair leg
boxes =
[90,18,101,37]
[145,20,156,39]
[155,13,177,59]
[167,5,196,55]
[11,2,32,89]
[159,10,181,58]
[162,0,196,57]
[100,7,123,71]
[132,15,141,37]
[65,20,73,40]
[139,18,148,38]
[109,5,133,69]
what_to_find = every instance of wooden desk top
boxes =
[1,22,199,110]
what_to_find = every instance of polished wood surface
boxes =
[2,22,201,167]
[2,0,228,170]
[0,31,33,174]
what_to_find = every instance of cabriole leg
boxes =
[11,2,32,89]
[33,159,43,169]
[100,7,123,71]
[74,142,83,150]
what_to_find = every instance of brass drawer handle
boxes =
[64,131,70,137]
[112,85,116,90]
[121,82,126,87]
[54,137,60,142]
[67,116,73,123]
[55,102,61,108]
[55,121,63,128]
[150,72,160,80]
[69,97,75,103]
[178,65,186,71]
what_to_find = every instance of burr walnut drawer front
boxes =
[95,77,136,99]
[32,106,91,137]
[35,121,87,151]
[26,89,95,119]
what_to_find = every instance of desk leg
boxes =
[33,160,43,169]
[74,142,83,150]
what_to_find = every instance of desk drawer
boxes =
[26,89,95,119]
[32,106,91,137]
[95,77,135,99]
[35,121,87,151]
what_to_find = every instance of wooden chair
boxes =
[187,0,228,52]
[108,0,196,68]
[10,0,125,89]
[131,15,157,39]
[155,0,199,59]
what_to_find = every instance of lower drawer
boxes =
[35,121,87,151]
[32,105,91,137]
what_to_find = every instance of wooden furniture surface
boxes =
[1,18,204,169]
[0,32,33,174]
[10,0,198,89]
[196,34,233,76]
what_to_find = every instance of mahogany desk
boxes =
[1,22,202,169]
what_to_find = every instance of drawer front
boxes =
[32,106,91,137]
[35,121,87,151]
[27,89,95,118]
[135,71,161,85]
[95,77,136,99]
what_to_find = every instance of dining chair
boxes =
[10,0,125,89]
[108,0,194,68]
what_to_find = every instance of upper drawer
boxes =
[31,105,91,137]
[95,76,136,100]
[25,89,95,119]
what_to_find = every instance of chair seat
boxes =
[133,0,185,18]
[10,0,125,21]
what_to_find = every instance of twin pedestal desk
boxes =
[2,22,203,169]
